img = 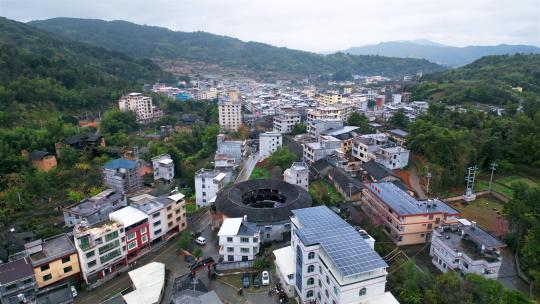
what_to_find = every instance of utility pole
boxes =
[488,162,498,193]
[464,165,477,202]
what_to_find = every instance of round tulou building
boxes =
[212,179,312,242]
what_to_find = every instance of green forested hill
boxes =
[0,17,168,114]
[28,18,445,77]
[411,54,540,105]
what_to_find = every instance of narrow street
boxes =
[236,152,260,183]
[409,166,428,200]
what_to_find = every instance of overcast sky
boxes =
[2,0,539,51]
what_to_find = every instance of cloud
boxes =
[2,0,539,51]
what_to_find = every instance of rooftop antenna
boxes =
[464,165,477,202]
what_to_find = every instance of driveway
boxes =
[409,166,427,200]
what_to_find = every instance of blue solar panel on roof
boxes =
[292,206,387,277]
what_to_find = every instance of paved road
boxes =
[236,152,260,183]
[409,166,428,200]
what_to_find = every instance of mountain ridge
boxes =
[341,40,540,66]
[28,17,445,78]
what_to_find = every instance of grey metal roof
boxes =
[361,160,395,181]
[29,234,76,266]
[214,179,312,223]
[365,182,460,216]
[28,150,51,160]
[0,257,34,284]
[388,129,408,138]
[293,206,387,277]
[462,225,505,249]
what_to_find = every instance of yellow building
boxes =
[26,234,81,288]
[362,182,460,245]
[316,91,350,105]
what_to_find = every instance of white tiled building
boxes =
[119,93,154,121]
[194,169,227,207]
[274,206,398,304]
[273,111,301,134]
[151,154,174,182]
[351,134,410,170]
[283,162,309,191]
[217,217,261,262]
[218,100,242,131]
[259,131,282,158]
[430,219,504,279]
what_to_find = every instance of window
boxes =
[307,265,315,273]
[176,217,181,222]
[6,284,17,290]
[227,247,234,253]
[240,248,249,253]
[152,213,160,218]
[40,265,50,272]
[127,233,136,241]
[128,241,137,250]
[307,290,314,298]
[167,214,173,219]
[325,289,329,298]
[64,266,73,273]
[43,274,52,281]
[153,221,161,227]
[99,240,120,255]
[79,236,90,249]
[87,260,97,268]
[141,227,147,234]
[141,235,148,243]
[155,229,162,235]
[240,237,249,243]
[308,252,315,259]
[359,287,367,296]
[100,249,121,264]
[176,209,181,214]
[105,231,118,242]
[326,276,329,284]
[61,256,71,263]
[228,255,234,262]
[307,278,314,285]
[227,237,233,242]
[167,206,172,211]
[333,286,338,295]
[242,256,248,261]
[253,237,258,243]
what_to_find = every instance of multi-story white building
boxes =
[151,154,174,182]
[218,100,242,131]
[430,219,504,279]
[302,135,341,165]
[259,131,282,158]
[194,169,227,207]
[283,162,309,191]
[306,105,353,137]
[316,91,351,105]
[73,220,127,284]
[273,111,302,134]
[352,134,410,170]
[119,93,154,121]
[274,206,398,304]
[217,217,261,262]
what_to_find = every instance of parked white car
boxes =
[70,286,78,298]
[195,236,207,245]
[262,270,270,286]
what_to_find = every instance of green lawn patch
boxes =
[450,197,506,233]
[250,167,271,180]
[186,203,197,212]
[497,175,539,188]
[474,179,514,198]
[309,180,343,206]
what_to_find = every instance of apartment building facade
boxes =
[302,136,341,165]
[109,206,151,261]
[194,169,226,207]
[273,111,301,134]
[284,206,398,304]
[102,159,142,194]
[259,131,282,158]
[151,154,174,182]
[362,182,460,245]
[283,162,309,191]
[218,100,242,131]
[430,219,504,279]
[25,234,80,288]
[73,221,127,284]
[217,218,261,262]
[352,134,410,170]
[63,189,127,227]
[119,93,154,121]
